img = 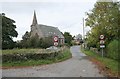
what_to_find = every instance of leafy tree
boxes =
[22,31,30,41]
[21,31,31,48]
[21,31,53,48]
[63,32,72,46]
[40,36,53,48]
[85,1,119,48]
[29,33,40,48]
[1,13,18,49]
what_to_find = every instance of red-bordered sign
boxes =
[100,35,105,40]
[100,40,105,44]
[54,36,58,42]
[54,42,58,46]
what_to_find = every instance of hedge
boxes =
[2,49,62,63]
[107,40,119,60]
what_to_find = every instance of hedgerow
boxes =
[2,49,62,63]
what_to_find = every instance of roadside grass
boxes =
[55,48,72,62]
[2,48,72,67]
[81,47,119,76]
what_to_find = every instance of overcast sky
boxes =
[0,0,104,41]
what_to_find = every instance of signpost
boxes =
[99,35,105,57]
[53,36,58,46]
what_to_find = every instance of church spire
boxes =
[32,10,38,26]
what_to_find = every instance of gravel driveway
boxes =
[2,45,104,77]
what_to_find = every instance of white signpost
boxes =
[99,35,105,57]
[100,45,105,48]
[53,36,58,46]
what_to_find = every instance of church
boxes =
[30,11,64,45]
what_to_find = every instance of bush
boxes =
[107,40,119,60]
[2,48,66,63]
[2,50,60,62]
[2,47,72,67]
[18,36,53,49]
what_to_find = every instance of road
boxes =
[2,45,104,77]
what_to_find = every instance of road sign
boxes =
[54,42,58,46]
[54,36,58,42]
[100,35,104,40]
[100,40,105,44]
[100,45,105,48]
[99,35,105,58]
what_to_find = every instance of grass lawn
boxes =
[2,48,72,67]
[81,47,119,77]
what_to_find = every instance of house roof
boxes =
[37,24,64,38]
[74,34,82,40]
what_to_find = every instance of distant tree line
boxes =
[18,31,73,48]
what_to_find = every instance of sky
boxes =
[0,0,108,41]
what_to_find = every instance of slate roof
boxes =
[37,24,64,38]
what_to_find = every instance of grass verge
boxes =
[2,48,72,68]
[81,47,119,77]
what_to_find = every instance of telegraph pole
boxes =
[83,18,84,40]
[83,18,85,48]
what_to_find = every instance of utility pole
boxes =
[83,18,84,40]
[83,18,85,48]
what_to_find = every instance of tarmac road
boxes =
[2,45,104,77]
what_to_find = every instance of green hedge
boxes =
[107,40,119,60]
[2,49,62,63]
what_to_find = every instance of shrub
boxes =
[2,48,65,63]
[107,40,119,60]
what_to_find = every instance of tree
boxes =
[29,33,40,48]
[1,13,18,49]
[20,31,31,48]
[22,31,30,41]
[40,36,53,48]
[85,1,119,48]
[21,31,53,48]
[63,32,72,46]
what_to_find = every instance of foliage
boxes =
[1,13,18,49]
[63,32,72,46]
[85,1,120,48]
[20,32,53,48]
[2,47,72,67]
[107,40,119,60]
[40,37,53,48]
[2,51,60,62]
